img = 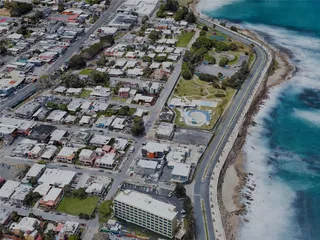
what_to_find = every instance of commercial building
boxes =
[85,183,105,195]
[58,221,80,240]
[0,180,20,200]
[25,163,46,181]
[46,110,67,122]
[28,124,57,142]
[95,153,117,169]
[114,190,177,238]
[38,168,76,187]
[156,122,175,140]
[135,159,158,176]
[50,129,68,143]
[0,208,12,226]
[55,147,78,163]
[141,142,170,160]
[28,143,46,159]
[108,14,137,30]
[39,187,63,209]
[171,162,191,183]
[41,145,58,161]
[118,0,159,17]
[95,115,115,128]
[15,100,41,119]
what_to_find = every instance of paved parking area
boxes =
[173,128,212,145]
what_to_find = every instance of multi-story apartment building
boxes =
[114,190,178,238]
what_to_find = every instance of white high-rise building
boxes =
[114,190,178,238]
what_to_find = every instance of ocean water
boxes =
[197,0,320,239]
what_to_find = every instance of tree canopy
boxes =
[131,117,145,136]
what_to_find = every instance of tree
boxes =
[143,67,153,78]
[131,117,145,136]
[73,188,87,199]
[149,30,161,42]
[4,1,33,17]
[44,230,55,240]
[90,70,109,85]
[142,56,152,63]
[0,44,7,56]
[61,72,85,88]
[185,11,196,23]
[96,54,107,67]
[68,55,86,70]
[192,36,213,50]
[228,42,238,51]
[16,25,28,35]
[58,3,65,12]
[175,183,186,197]
[141,16,148,24]
[29,176,37,186]
[11,211,19,222]
[182,69,192,80]
[202,26,208,31]
[99,200,113,222]
[118,106,130,116]
[164,0,179,12]
[199,73,218,83]
[219,57,228,67]
[230,25,238,32]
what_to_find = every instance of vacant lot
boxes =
[56,196,100,215]
[177,31,195,48]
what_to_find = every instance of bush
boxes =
[182,69,192,80]
[202,26,209,31]
[215,93,226,97]
[219,57,228,67]
[228,42,238,51]
[131,117,145,136]
[199,73,218,82]
[230,25,238,32]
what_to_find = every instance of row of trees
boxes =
[68,35,114,70]
[223,61,250,89]
[60,70,109,88]
[174,6,196,23]
[4,1,32,17]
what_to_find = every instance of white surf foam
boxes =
[293,109,320,127]
[196,0,239,13]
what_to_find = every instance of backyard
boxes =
[177,31,195,48]
[56,196,100,216]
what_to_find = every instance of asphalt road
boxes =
[0,0,124,112]
[193,18,270,240]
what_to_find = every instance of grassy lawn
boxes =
[79,89,92,98]
[111,96,127,103]
[56,196,99,216]
[177,31,195,48]
[79,69,94,75]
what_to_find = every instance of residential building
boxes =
[90,134,111,147]
[10,217,40,235]
[114,190,178,238]
[118,87,130,98]
[38,168,76,187]
[10,184,33,204]
[85,183,105,195]
[135,159,158,176]
[25,163,46,181]
[55,147,78,163]
[58,221,80,240]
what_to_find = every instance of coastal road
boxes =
[193,18,270,240]
[0,0,124,112]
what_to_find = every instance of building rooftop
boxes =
[96,153,116,165]
[57,147,78,157]
[142,141,170,153]
[115,190,177,220]
[33,184,51,196]
[171,162,191,177]
[29,124,57,142]
[156,122,174,138]
[60,221,79,234]
[10,184,32,201]
[11,217,39,233]
[26,164,46,179]
[137,159,158,169]
[0,180,20,199]
[38,168,76,187]
[46,110,67,122]
[41,187,62,202]
[85,183,104,194]
[50,129,67,142]
[90,134,111,146]
[0,117,35,131]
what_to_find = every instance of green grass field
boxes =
[177,31,195,48]
[56,196,100,216]
[79,69,94,75]
[79,89,92,98]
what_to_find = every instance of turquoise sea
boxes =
[199,0,320,239]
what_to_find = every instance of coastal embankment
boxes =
[216,31,295,239]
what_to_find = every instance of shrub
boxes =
[182,69,192,80]
[219,57,228,67]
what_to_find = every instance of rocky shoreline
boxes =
[216,30,295,239]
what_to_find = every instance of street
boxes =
[192,17,270,240]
